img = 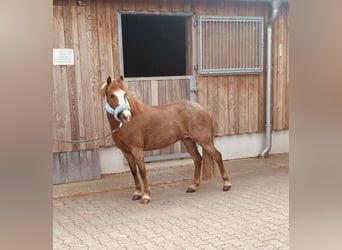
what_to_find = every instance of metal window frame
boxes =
[199,15,264,75]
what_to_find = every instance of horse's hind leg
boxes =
[199,141,232,191]
[123,152,142,200]
[182,138,202,193]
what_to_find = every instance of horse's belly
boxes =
[143,130,182,151]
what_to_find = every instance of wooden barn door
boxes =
[119,12,196,162]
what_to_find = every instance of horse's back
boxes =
[151,100,215,138]
[151,100,207,113]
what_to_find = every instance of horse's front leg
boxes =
[123,152,142,200]
[132,148,151,204]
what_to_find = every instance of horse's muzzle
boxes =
[118,110,131,123]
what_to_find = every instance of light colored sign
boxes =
[53,48,74,65]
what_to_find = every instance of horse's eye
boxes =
[109,94,115,99]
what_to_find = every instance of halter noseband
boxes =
[105,95,131,122]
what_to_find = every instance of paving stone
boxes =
[53,153,289,250]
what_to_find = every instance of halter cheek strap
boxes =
[105,96,131,122]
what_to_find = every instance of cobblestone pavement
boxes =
[53,153,288,249]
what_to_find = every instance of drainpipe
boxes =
[259,0,281,158]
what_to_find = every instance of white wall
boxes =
[99,130,289,174]
[215,129,289,160]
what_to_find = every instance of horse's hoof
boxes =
[223,183,232,192]
[140,194,151,204]
[140,198,151,204]
[132,195,142,200]
[186,187,196,193]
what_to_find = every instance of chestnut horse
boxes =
[100,76,231,204]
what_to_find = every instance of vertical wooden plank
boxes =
[111,0,122,76]
[151,80,159,106]
[179,79,190,100]
[198,76,208,109]
[53,6,62,152]
[134,80,143,103]
[97,0,114,79]
[87,1,105,148]
[258,72,265,132]
[137,80,144,101]
[165,80,173,105]
[86,3,103,150]
[122,0,135,11]
[96,0,115,147]
[217,76,227,135]
[159,0,168,12]
[171,80,181,155]
[154,80,170,155]
[145,0,159,12]
[223,76,230,135]
[172,79,180,102]
[183,0,191,13]
[144,80,152,106]
[63,5,80,150]
[76,6,91,150]
[159,80,166,105]
[127,81,137,99]
[135,0,145,11]
[69,6,85,151]
[208,76,218,133]
[53,6,73,152]
[238,76,249,133]
[167,0,180,12]
[223,0,237,16]
[228,76,238,134]
[248,75,259,132]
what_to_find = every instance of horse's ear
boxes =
[98,77,110,96]
[120,75,124,81]
[107,76,112,85]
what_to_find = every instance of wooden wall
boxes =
[272,5,289,130]
[53,0,289,153]
[193,1,289,136]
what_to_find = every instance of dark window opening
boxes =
[121,14,187,77]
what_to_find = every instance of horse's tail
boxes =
[202,110,217,181]
[209,112,218,137]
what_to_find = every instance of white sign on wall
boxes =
[53,48,74,65]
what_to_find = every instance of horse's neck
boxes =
[129,95,145,115]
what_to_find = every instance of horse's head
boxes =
[101,76,132,124]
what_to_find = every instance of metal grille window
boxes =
[199,16,264,75]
